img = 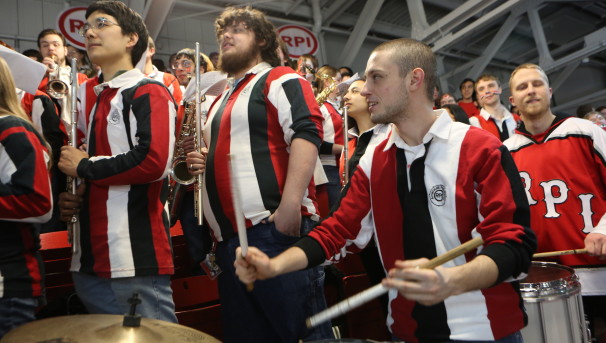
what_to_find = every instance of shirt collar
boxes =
[147,65,159,78]
[383,109,451,151]
[93,68,144,95]
[226,62,272,89]
[479,107,513,121]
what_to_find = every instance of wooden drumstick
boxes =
[229,154,253,292]
[533,249,588,258]
[306,236,484,328]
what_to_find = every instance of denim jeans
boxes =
[394,331,524,343]
[72,272,177,323]
[323,165,341,212]
[215,217,333,343]
[0,297,38,339]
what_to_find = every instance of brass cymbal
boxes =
[1,314,221,343]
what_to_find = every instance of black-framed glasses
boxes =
[79,17,118,37]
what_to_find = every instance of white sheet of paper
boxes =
[183,71,228,101]
[0,45,47,95]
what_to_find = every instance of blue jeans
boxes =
[394,331,524,343]
[72,272,177,323]
[323,165,341,212]
[0,297,38,339]
[215,217,333,343]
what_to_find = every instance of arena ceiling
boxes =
[159,0,606,112]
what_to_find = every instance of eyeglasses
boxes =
[79,17,118,37]
[219,24,249,37]
[171,60,194,70]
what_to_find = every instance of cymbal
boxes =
[1,314,221,343]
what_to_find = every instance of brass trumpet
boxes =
[47,56,69,99]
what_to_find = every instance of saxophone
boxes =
[167,95,205,225]
[315,74,338,105]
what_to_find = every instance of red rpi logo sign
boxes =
[57,7,87,49]
[277,25,319,59]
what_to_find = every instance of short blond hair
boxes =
[509,63,549,90]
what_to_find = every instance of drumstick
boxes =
[306,236,484,328]
[533,249,588,258]
[229,154,253,291]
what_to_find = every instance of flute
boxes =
[193,42,204,226]
[342,106,349,186]
[67,57,80,254]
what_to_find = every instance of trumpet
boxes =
[47,55,69,99]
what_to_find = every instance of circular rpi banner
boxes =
[277,25,318,59]
[57,7,87,49]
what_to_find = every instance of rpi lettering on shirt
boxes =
[521,172,595,234]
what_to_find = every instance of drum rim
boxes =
[520,262,581,299]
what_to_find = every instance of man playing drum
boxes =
[234,38,537,343]
[505,63,606,341]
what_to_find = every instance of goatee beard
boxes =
[219,43,260,76]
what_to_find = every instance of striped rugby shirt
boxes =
[0,115,52,298]
[147,65,183,106]
[18,89,64,165]
[203,63,323,241]
[505,114,606,295]
[72,69,176,278]
[319,101,343,166]
[296,111,536,342]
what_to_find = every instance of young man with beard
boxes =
[469,74,520,142]
[57,0,177,322]
[504,63,606,339]
[234,38,536,343]
[185,6,332,343]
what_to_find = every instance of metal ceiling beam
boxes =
[550,61,580,92]
[469,12,522,80]
[552,88,606,113]
[421,0,499,43]
[285,0,304,16]
[323,0,351,25]
[527,7,554,66]
[171,0,386,42]
[333,12,411,38]
[542,27,606,73]
[406,0,429,40]
[311,0,327,65]
[431,0,523,52]
[143,0,177,40]
[422,0,466,11]
[339,0,384,67]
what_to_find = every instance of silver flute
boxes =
[194,42,204,226]
[67,57,80,253]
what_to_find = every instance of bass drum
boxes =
[520,262,589,343]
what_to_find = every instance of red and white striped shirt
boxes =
[297,112,535,342]
[147,65,183,106]
[319,101,343,166]
[203,63,323,241]
[0,115,52,298]
[72,69,176,278]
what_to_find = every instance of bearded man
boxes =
[185,6,332,343]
